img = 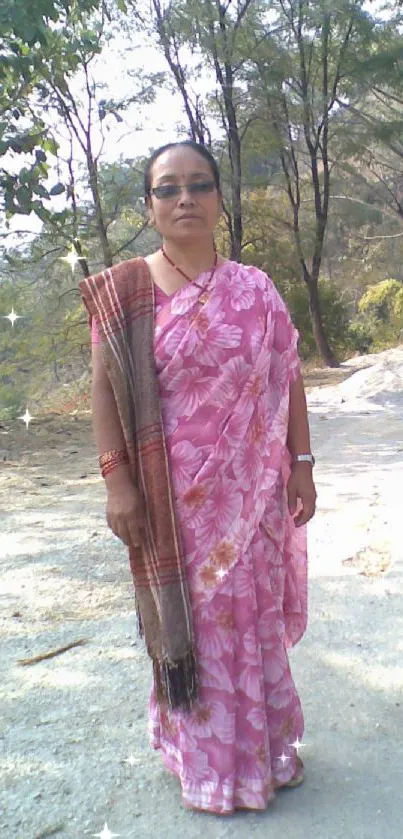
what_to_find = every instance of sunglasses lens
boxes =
[153,185,181,199]
[189,181,215,194]
[152,181,215,199]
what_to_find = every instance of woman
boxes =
[80,140,316,816]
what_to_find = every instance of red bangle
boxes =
[99,448,128,468]
[99,448,129,478]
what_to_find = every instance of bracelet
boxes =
[99,448,128,468]
[101,461,129,478]
[99,448,129,478]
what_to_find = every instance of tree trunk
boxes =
[51,338,59,382]
[229,130,242,262]
[307,280,339,367]
[222,62,242,261]
[87,152,113,268]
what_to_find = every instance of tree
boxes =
[1,0,163,268]
[0,0,101,218]
[1,1,164,411]
[132,0,395,365]
[129,0,264,261]
[334,25,403,228]
[242,0,385,366]
[0,154,160,417]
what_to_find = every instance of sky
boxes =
[89,36,194,157]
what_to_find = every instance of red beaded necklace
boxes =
[161,245,218,293]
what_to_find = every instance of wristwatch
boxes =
[293,454,315,466]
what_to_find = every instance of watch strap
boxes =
[293,454,315,466]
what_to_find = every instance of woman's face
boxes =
[147,146,222,242]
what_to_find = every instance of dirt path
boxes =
[1,353,402,838]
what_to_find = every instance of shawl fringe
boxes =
[135,591,144,639]
[153,649,199,713]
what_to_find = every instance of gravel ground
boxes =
[1,348,402,839]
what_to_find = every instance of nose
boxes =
[177,186,196,207]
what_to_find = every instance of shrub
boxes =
[351,278,403,351]
[0,384,27,422]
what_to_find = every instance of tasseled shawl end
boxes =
[152,650,199,713]
[135,592,198,712]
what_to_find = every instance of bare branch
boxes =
[233,0,253,31]
[111,220,150,258]
[331,194,402,223]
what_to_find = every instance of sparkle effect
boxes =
[124,754,140,766]
[60,249,85,273]
[216,567,227,581]
[92,823,120,839]
[4,308,22,326]
[289,737,307,755]
[18,408,33,429]
[277,752,290,766]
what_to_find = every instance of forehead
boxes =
[151,147,212,182]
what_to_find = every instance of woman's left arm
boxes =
[286,373,317,527]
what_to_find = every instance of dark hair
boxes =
[144,140,221,201]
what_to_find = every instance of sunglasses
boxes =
[150,180,216,200]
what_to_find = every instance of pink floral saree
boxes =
[92,259,308,814]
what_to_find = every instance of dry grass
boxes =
[301,362,356,390]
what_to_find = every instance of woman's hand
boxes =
[287,463,317,527]
[106,478,146,547]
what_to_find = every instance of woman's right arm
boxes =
[91,342,131,488]
[91,342,145,546]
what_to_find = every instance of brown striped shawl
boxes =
[79,257,198,711]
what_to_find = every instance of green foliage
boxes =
[284,279,353,361]
[0,0,102,218]
[0,151,158,406]
[346,322,374,355]
[358,278,403,322]
[348,278,403,350]
[0,383,27,421]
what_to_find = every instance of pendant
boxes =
[199,292,210,305]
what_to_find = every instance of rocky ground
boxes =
[1,346,402,839]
